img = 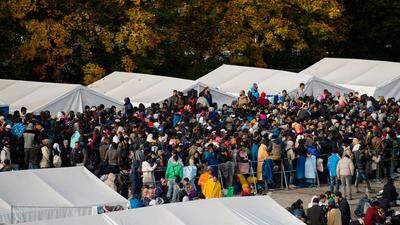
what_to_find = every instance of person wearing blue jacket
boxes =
[327,151,341,193]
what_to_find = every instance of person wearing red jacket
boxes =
[364,201,383,225]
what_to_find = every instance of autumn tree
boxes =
[0,0,160,83]
[1,0,349,82]
[214,0,345,70]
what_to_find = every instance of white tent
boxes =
[0,167,128,224]
[300,58,400,99]
[197,64,311,96]
[88,72,236,107]
[0,98,7,107]
[0,98,9,116]
[0,79,123,114]
[19,196,305,225]
[289,76,354,97]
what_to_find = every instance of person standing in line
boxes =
[328,150,341,193]
[336,154,354,200]
[355,149,372,193]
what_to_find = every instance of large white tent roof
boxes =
[88,72,236,107]
[0,167,128,224]
[0,79,123,114]
[197,64,312,96]
[20,196,305,225]
[300,58,400,98]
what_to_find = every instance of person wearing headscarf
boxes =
[327,199,342,225]
[52,143,62,168]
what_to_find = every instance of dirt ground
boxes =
[268,180,400,217]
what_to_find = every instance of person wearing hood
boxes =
[258,92,267,106]
[165,153,183,202]
[257,139,268,181]
[249,83,260,103]
[203,172,222,199]
[52,143,62,168]
[70,129,81,149]
[382,178,399,203]
[124,97,133,117]
[201,87,213,106]
[327,150,341,193]
[289,199,307,222]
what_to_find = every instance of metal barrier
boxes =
[145,148,400,194]
[9,205,93,224]
[150,158,317,191]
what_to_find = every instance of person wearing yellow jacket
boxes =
[203,173,222,199]
[198,166,213,194]
[257,139,269,180]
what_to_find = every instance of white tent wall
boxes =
[129,77,194,106]
[197,64,310,96]
[289,76,354,97]
[256,73,311,95]
[0,167,128,224]
[338,84,377,97]
[0,79,123,115]
[180,82,237,107]
[301,58,400,98]
[372,76,400,99]
[0,98,8,107]
[19,196,305,225]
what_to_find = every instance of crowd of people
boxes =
[0,83,399,224]
[289,179,399,225]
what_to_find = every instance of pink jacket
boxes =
[336,157,354,176]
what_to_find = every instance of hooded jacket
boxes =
[165,159,183,180]
[327,153,341,177]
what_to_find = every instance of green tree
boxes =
[333,0,400,62]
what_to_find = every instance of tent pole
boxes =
[10,205,13,224]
